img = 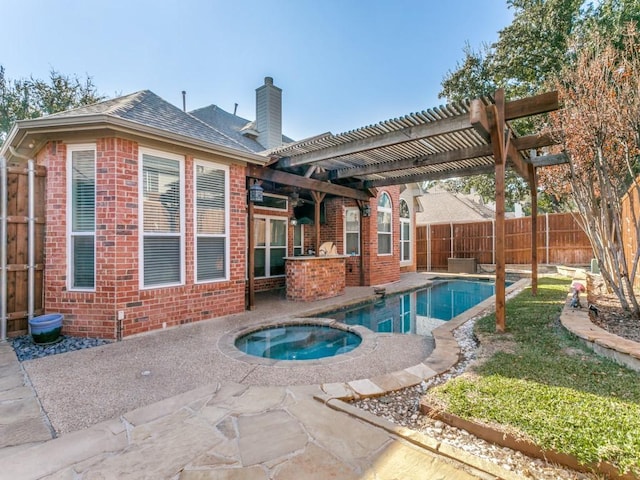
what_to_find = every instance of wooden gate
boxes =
[2,160,46,336]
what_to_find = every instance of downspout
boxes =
[28,160,35,330]
[1,156,7,341]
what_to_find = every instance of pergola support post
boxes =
[488,90,508,333]
[529,163,538,296]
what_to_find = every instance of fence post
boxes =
[545,213,550,264]
[427,224,431,271]
[450,222,454,258]
[492,219,496,265]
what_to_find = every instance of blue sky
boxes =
[1,0,513,141]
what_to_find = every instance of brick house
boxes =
[1,78,417,339]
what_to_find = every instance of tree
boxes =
[437,0,597,211]
[439,43,497,103]
[545,25,640,317]
[0,67,104,145]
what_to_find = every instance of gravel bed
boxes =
[11,335,111,362]
[353,319,597,479]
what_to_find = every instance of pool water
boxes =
[235,324,361,360]
[320,279,507,336]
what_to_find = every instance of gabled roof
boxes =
[416,189,496,224]
[47,90,255,153]
[190,104,295,153]
[189,104,265,152]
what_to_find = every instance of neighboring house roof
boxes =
[190,104,294,153]
[416,188,496,224]
[47,90,254,153]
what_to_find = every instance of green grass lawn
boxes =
[426,276,640,476]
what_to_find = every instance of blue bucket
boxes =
[29,314,63,344]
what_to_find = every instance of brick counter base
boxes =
[285,256,346,302]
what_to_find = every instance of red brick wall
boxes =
[39,141,120,337]
[285,257,346,301]
[364,188,401,286]
[320,193,401,287]
[38,138,247,339]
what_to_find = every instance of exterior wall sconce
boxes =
[249,179,263,202]
[290,217,298,226]
[361,204,371,217]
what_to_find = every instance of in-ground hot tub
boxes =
[235,323,361,360]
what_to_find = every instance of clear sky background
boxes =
[1,0,513,141]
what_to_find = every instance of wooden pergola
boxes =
[248,89,565,332]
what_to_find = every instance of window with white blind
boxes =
[195,161,228,282]
[400,199,411,262]
[140,149,184,288]
[67,145,96,290]
[377,192,392,255]
[344,207,360,255]
[254,216,287,277]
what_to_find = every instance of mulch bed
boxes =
[586,277,640,343]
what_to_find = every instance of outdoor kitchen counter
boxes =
[284,255,347,301]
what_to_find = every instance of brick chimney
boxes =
[255,77,282,150]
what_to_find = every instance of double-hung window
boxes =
[377,193,392,255]
[140,149,184,288]
[344,207,360,255]
[68,144,96,290]
[254,216,287,277]
[195,161,228,282]
[400,199,411,262]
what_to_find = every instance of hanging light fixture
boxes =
[361,204,371,217]
[249,179,264,203]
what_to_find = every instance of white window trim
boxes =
[139,147,185,290]
[194,159,230,284]
[344,207,360,256]
[66,143,96,292]
[400,199,411,264]
[256,193,289,212]
[377,192,393,256]
[293,223,304,256]
[254,214,288,278]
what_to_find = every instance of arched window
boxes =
[377,193,392,255]
[400,199,411,262]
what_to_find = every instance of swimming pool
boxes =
[318,279,507,336]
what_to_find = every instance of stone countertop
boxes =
[284,255,348,260]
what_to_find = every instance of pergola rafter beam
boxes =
[363,164,495,187]
[329,132,558,181]
[278,114,472,168]
[331,144,492,179]
[247,164,372,201]
[528,152,568,167]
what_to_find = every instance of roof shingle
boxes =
[48,90,256,153]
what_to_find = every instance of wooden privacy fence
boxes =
[1,159,46,338]
[416,212,593,271]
